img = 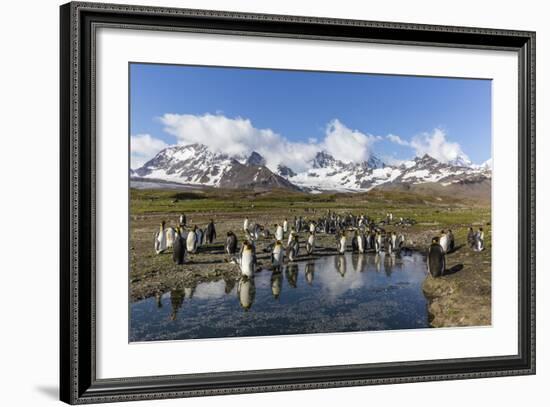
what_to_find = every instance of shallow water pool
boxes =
[130,251,430,341]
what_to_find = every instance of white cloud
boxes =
[386,134,410,147]
[322,119,379,163]
[159,114,379,172]
[152,114,474,170]
[130,134,167,169]
[410,128,469,164]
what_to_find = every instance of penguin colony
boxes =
[153,210,485,280]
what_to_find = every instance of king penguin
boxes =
[239,241,255,278]
[306,231,315,255]
[275,223,284,241]
[428,237,446,278]
[286,234,300,262]
[271,240,284,270]
[338,231,347,254]
[225,231,238,256]
[154,221,167,254]
[172,227,186,265]
[205,219,216,244]
[186,225,197,253]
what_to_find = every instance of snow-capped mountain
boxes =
[134,144,299,191]
[132,143,491,193]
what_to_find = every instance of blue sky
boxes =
[130,63,491,169]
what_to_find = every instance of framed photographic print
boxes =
[60,1,536,404]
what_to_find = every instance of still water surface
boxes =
[130,252,430,342]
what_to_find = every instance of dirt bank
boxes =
[415,227,492,327]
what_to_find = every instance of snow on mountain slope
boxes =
[135,144,235,186]
[134,144,300,191]
[133,143,491,193]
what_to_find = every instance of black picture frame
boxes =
[60,1,536,404]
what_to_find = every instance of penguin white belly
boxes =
[357,236,364,253]
[339,237,346,253]
[155,232,167,254]
[309,224,315,233]
[275,226,284,241]
[240,251,254,277]
[186,232,196,252]
[440,235,449,252]
[287,233,294,246]
[283,222,288,232]
[272,247,283,266]
[243,219,249,231]
[307,236,315,254]
[165,228,175,248]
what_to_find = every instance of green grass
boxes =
[130,187,491,229]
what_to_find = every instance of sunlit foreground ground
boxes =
[130,186,491,332]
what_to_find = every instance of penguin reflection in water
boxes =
[285,263,299,288]
[352,252,365,273]
[335,254,347,277]
[305,262,315,285]
[271,270,283,299]
[428,237,446,278]
[169,289,184,321]
[237,276,256,310]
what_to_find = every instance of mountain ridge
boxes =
[133,143,491,193]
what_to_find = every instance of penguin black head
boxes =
[432,237,440,244]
